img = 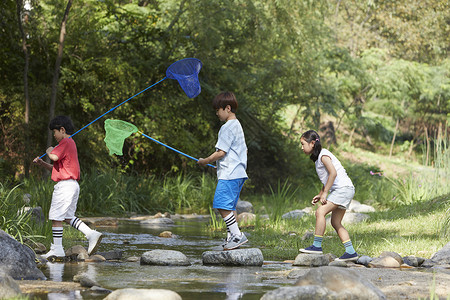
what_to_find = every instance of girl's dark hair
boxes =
[212,91,238,113]
[301,130,322,162]
[49,115,75,135]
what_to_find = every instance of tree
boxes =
[46,0,73,155]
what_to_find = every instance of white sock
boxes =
[52,227,63,246]
[70,217,94,238]
[223,212,241,236]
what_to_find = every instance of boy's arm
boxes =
[46,147,59,162]
[198,150,226,166]
[33,157,53,171]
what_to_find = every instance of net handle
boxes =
[38,77,167,159]
[139,132,216,168]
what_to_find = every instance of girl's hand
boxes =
[312,194,327,205]
[319,194,328,205]
[312,195,320,205]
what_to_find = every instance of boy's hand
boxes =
[197,158,207,167]
[33,156,43,165]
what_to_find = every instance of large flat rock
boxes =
[202,248,264,266]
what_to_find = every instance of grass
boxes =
[246,193,449,260]
[245,134,450,260]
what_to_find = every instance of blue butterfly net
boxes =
[166,58,202,98]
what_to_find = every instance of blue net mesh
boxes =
[166,58,202,98]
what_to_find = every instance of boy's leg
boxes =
[213,179,247,250]
[42,220,66,258]
[66,217,102,255]
[218,209,241,237]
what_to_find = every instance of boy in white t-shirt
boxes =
[298,129,358,261]
[198,92,248,250]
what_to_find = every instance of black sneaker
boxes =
[299,245,323,254]
[335,252,358,261]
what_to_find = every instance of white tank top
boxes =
[315,149,353,191]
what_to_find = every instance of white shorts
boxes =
[49,179,80,221]
[327,186,355,210]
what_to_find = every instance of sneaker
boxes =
[223,233,248,250]
[335,252,358,261]
[299,245,323,254]
[221,236,231,248]
[87,231,103,255]
[42,244,65,258]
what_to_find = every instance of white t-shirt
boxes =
[315,149,353,191]
[215,119,248,180]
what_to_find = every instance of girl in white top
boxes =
[298,130,358,261]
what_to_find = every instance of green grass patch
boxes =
[247,193,449,260]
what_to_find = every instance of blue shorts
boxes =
[213,178,246,211]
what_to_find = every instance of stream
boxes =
[29,218,294,299]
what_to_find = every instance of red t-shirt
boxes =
[50,138,80,182]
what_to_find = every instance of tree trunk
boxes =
[16,0,30,178]
[389,118,399,159]
[46,0,73,153]
[348,126,355,147]
[424,126,429,166]
[407,138,415,159]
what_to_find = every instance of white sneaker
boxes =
[87,231,103,255]
[42,244,65,258]
[223,233,248,250]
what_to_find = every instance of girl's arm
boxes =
[312,156,337,205]
[198,150,226,166]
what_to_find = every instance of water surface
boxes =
[33,219,294,299]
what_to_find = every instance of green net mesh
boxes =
[104,119,138,155]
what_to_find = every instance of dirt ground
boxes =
[355,267,450,299]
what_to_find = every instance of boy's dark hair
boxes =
[49,115,75,135]
[301,129,322,162]
[212,91,238,113]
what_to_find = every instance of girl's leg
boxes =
[330,208,349,241]
[331,209,356,255]
[314,201,339,236]
[300,201,339,253]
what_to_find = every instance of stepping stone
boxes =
[140,250,190,266]
[202,248,264,266]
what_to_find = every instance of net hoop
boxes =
[166,58,202,98]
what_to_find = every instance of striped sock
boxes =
[52,227,63,246]
[223,212,241,236]
[70,217,94,238]
[312,235,323,248]
[343,239,356,254]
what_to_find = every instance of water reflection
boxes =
[48,291,82,300]
[47,262,64,282]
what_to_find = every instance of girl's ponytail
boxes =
[301,130,322,162]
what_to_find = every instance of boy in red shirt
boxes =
[33,116,102,258]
